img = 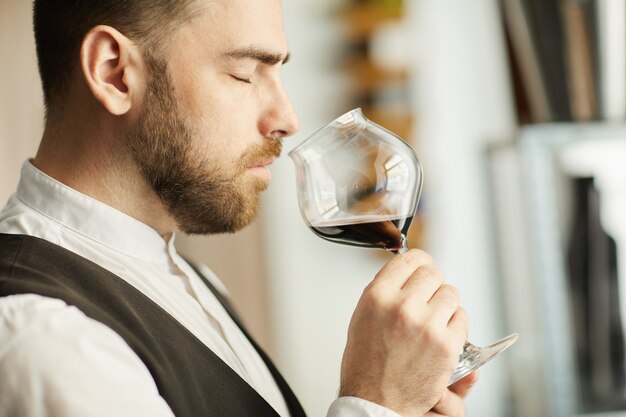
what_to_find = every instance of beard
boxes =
[127,55,282,235]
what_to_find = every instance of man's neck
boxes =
[33,126,178,238]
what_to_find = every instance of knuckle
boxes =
[361,283,388,309]
[394,253,416,270]
[372,268,387,282]
[415,264,444,284]
[398,249,433,268]
[393,299,422,330]
[393,299,412,320]
[409,249,434,265]
[420,320,446,346]
[423,324,460,359]
[455,306,468,323]
[439,284,460,306]
[454,307,470,336]
[442,283,460,299]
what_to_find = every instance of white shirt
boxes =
[0,161,400,417]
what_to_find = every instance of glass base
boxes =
[448,333,519,386]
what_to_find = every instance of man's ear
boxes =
[80,25,144,116]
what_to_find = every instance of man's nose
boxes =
[261,85,300,140]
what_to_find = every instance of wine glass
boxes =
[288,108,518,386]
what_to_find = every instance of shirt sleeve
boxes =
[0,294,175,417]
[327,396,403,417]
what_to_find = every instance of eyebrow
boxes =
[222,47,290,65]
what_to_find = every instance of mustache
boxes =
[239,139,283,170]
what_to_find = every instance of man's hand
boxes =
[426,372,479,417]
[339,249,469,417]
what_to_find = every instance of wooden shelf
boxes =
[343,57,409,92]
[361,106,414,142]
[340,3,403,40]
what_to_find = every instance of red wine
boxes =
[310,216,413,251]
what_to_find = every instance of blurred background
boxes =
[2,0,626,416]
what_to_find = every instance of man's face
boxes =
[128,0,298,235]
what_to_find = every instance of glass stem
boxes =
[449,342,481,386]
[395,234,409,254]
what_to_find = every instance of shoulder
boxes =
[0,196,62,240]
[0,294,174,416]
[0,293,128,350]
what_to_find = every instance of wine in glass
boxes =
[288,108,518,385]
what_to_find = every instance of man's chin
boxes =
[177,197,262,236]
[244,170,271,193]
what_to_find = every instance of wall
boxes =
[0,0,44,202]
[409,0,517,415]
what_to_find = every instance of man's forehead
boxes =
[167,0,288,62]
[196,0,285,26]
[192,0,286,37]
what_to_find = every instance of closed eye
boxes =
[230,74,252,84]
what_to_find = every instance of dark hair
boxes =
[33,0,199,117]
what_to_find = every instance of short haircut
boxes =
[33,0,200,118]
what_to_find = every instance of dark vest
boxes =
[0,233,306,417]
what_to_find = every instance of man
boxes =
[0,0,475,416]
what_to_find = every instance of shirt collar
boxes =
[16,161,173,263]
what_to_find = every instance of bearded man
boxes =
[0,1,475,416]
